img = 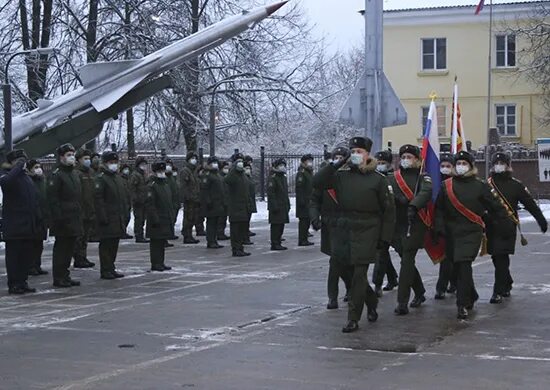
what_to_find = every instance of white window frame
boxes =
[421,38,447,71]
[495,34,516,68]
[495,104,517,136]
[421,105,447,137]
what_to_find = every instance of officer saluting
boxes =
[486,152,547,304]
[314,137,395,333]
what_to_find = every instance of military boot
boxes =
[394,303,409,315]
[342,320,359,333]
[457,307,468,320]
[434,290,446,300]
[271,244,287,251]
[490,293,503,304]
[383,280,398,291]
[374,286,383,298]
[367,307,378,322]
[326,299,338,310]
[410,295,426,308]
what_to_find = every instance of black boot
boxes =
[342,320,359,333]
[343,292,350,302]
[367,307,378,322]
[163,265,172,271]
[298,241,314,247]
[490,293,503,304]
[394,303,409,315]
[53,279,72,288]
[457,306,468,320]
[434,290,446,300]
[28,268,40,276]
[183,237,200,244]
[410,295,426,308]
[8,286,26,294]
[100,272,117,280]
[375,286,383,298]
[135,237,150,243]
[207,243,224,249]
[248,231,256,237]
[270,244,287,251]
[326,299,338,310]
[383,280,398,291]
[232,250,250,257]
[112,271,125,278]
[22,283,36,293]
[151,265,164,272]
[37,268,48,275]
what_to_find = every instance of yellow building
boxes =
[383,1,548,149]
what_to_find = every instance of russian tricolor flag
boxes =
[421,100,441,206]
[475,0,485,15]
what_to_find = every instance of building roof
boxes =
[384,1,549,13]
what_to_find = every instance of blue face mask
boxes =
[83,159,92,168]
[350,153,363,166]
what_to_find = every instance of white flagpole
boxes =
[452,81,459,154]
[485,0,494,177]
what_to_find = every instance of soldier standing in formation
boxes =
[200,157,226,249]
[389,145,432,315]
[225,153,252,257]
[314,137,395,333]
[295,154,314,246]
[130,156,149,243]
[486,152,547,304]
[48,144,82,288]
[146,161,174,271]
[0,150,39,294]
[434,153,457,299]
[435,151,507,319]
[244,156,257,240]
[73,149,96,268]
[94,151,127,280]
[311,147,352,310]
[180,152,201,244]
[217,161,231,241]
[268,158,291,251]
[90,152,101,174]
[27,159,49,276]
[372,150,399,296]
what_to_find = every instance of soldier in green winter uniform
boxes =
[200,157,226,249]
[217,161,231,240]
[146,161,175,271]
[180,152,201,244]
[27,160,49,276]
[244,156,257,239]
[195,164,207,237]
[48,144,83,288]
[486,152,547,304]
[165,159,180,240]
[313,137,395,333]
[130,156,150,243]
[72,149,96,267]
[372,150,398,296]
[119,163,133,239]
[94,151,128,279]
[225,153,253,257]
[296,154,314,246]
[90,152,101,175]
[268,158,291,251]
[310,147,353,310]
[435,151,507,319]
[435,153,457,300]
[388,145,432,315]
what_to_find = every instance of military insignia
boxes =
[424,176,432,183]
[388,185,394,194]
[524,186,531,195]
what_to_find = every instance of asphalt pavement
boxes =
[0,215,549,389]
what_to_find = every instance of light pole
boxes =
[2,47,55,154]
[208,77,255,157]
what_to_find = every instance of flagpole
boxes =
[485,0,494,177]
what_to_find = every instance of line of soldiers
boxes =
[312,136,547,333]
[0,145,319,293]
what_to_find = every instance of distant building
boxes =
[382,1,549,149]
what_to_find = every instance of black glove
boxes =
[311,218,322,231]
[377,240,390,251]
[407,205,417,223]
[541,219,548,234]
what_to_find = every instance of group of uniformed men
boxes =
[312,136,547,333]
[0,144,317,294]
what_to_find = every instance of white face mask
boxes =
[107,163,118,172]
[122,168,130,175]
[376,164,388,173]
[156,172,166,179]
[440,167,452,175]
[456,165,470,176]
[64,155,76,166]
[33,168,43,176]
[173,172,178,177]
[166,165,173,172]
[350,153,363,166]
[400,158,413,169]
[277,165,286,173]
[210,163,219,170]
[245,168,252,176]
[305,161,313,168]
[236,161,244,170]
[222,168,229,174]
[189,158,197,166]
[494,163,507,173]
[82,159,91,168]
[139,163,147,171]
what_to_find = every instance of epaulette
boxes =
[338,165,351,171]
[512,177,523,185]
[52,168,60,175]
[375,171,385,177]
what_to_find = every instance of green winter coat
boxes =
[180,162,200,202]
[387,167,432,253]
[486,171,547,255]
[166,173,181,214]
[200,169,226,218]
[129,169,149,206]
[145,177,175,239]
[295,166,313,218]
[310,188,339,256]
[267,171,290,224]
[47,165,83,237]
[224,167,251,223]
[76,164,96,221]
[313,159,395,265]
[31,175,49,240]
[94,167,130,239]
[435,168,507,263]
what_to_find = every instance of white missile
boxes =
[1,1,288,149]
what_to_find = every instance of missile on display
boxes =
[0,1,288,151]
[339,0,407,153]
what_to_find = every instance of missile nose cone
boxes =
[266,1,288,16]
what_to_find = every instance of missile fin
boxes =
[90,76,148,112]
[79,59,142,87]
[339,72,366,128]
[380,72,407,128]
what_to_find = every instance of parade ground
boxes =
[0,215,549,389]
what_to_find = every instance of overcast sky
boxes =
[297,0,541,53]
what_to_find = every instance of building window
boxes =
[421,38,447,70]
[495,104,516,136]
[421,105,447,137]
[496,34,516,67]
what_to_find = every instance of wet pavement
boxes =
[0,216,549,389]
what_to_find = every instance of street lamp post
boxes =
[208,77,255,157]
[2,48,55,154]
